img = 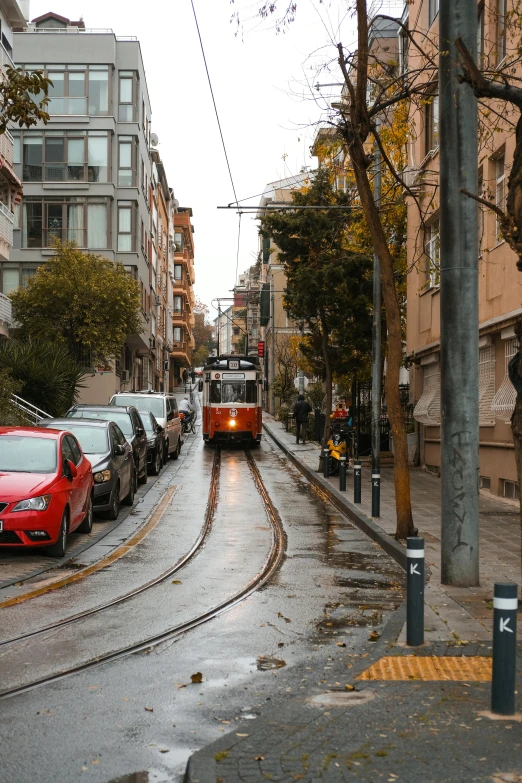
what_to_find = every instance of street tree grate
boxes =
[356,656,492,681]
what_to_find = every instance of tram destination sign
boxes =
[222,372,245,380]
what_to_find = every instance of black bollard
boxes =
[371,471,380,518]
[353,460,361,503]
[406,537,424,647]
[323,448,330,478]
[492,582,518,715]
[339,455,347,492]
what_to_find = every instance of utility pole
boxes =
[439,0,479,585]
[371,122,382,519]
[270,284,276,415]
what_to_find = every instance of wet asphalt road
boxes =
[0,433,404,783]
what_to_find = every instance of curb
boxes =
[263,422,407,571]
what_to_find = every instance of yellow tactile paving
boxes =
[356,655,492,681]
[0,485,177,610]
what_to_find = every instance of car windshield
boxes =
[111,395,165,419]
[69,409,133,437]
[0,435,57,473]
[139,412,155,435]
[55,425,109,454]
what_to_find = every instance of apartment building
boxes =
[172,206,196,384]
[6,12,153,401]
[257,173,314,413]
[150,148,171,392]
[0,0,26,338]
[405,0,520,498]
[214,305,232,356]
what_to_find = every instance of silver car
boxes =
[108,392,182,462]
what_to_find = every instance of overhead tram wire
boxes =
[190,0,242,281]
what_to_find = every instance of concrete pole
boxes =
[298,369,305,396]
[439,0,479,585]
[371,127,382,519]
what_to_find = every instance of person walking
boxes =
[293,394,312,445]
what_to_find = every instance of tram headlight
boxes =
[229,419,236,427]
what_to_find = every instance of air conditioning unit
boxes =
[155,294,161,306]
[120,369,130,382]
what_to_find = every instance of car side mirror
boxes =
[64,459,77,480]
[157,425,164,434]
[135,426,144,437]
[114,444,126,456]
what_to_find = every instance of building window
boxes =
[1,263,21,294]
[428,0,439,25]
[88,65,109,115]
[424,221,440,288]
[118,136,135,186]
[174,296,183,312]
[118,71,135,122]
[21,198,109,249]
[501,479,519,501]
[495,154,506,242]
[479,344,495,427]
[20,131,109,183]
[477,3,484,67]
[174,264,182,280]
[496,0,507,64]
[174,231,184,252]
[117,202,134,252]
[425,94,439,154]
[173,327,182,342]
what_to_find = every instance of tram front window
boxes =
[222,383,245,403]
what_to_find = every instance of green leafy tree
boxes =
[0,67,52,133]
[0,367,26,426]
[10,241,142,367]
[0,340,86,417]
[260,168,373,442]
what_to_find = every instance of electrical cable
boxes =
[191,0,242,283]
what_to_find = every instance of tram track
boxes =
[0,447,285,701]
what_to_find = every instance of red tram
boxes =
[202,355,263,446]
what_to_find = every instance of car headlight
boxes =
[12,494,52,512]
[93,470,111,483]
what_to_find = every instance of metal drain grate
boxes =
[356,656,492,681]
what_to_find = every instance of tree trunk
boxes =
[347,140,416,539]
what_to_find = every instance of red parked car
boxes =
[0,427,94,558]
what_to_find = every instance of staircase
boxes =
[10,395,52,425]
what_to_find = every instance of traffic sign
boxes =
[294,376,309,389]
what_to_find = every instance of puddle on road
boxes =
[107,770,174,783]
[256,656,286,670]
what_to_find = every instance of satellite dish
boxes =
[150,133,159,147]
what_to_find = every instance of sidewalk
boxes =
[184,416,522,783]
[263,414,521,645]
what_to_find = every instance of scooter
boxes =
[326,429,349,475]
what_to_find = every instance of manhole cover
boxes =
[356,656,492,681]
[309,690,376,707]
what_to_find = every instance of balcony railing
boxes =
[25,27,137,41]
[0,129,13,167]
[0,291,12,326]
[0,40,15,74]
[0,201,14,247]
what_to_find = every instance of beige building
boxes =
[405,0,520,499]
[258,173,311,413]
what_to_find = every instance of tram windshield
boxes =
[210,381,257,404]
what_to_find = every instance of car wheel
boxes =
[172,437,181,461]
[138,460,148,484]
[77,495,94,533]
[151,447,162,476]
[107,482,120,519]
[122,469,135,506]
[47,508,68,558]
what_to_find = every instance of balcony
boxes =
[0,292,12,337]
[0,39,15,79]
[0,201,14,247]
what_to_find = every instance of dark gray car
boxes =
[66,405,148,486]
[39,418,135,519]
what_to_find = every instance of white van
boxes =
[109,392,182,461]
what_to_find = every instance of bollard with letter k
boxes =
[406,537,424,647]
[492,582,518,715]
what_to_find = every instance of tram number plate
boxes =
[222,373,245,380]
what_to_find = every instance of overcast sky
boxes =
[27,0,363,317]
